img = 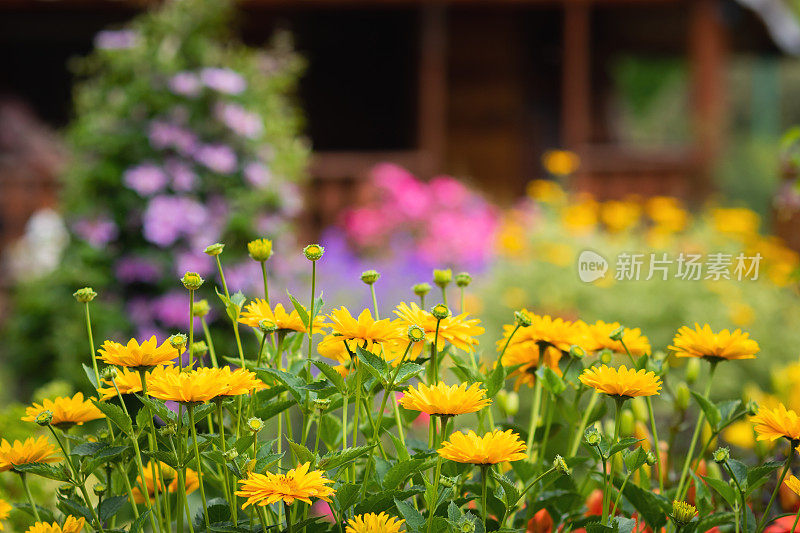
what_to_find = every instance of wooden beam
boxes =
[561,0,591,148]
[418,3,447,175]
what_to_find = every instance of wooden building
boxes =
[0,0,798,240]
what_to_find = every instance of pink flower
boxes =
[200,68,247,94]
[215,103,263,139]
[194,144,238,174]
[168,72,201,97]
[124,163,168,196]
[243,161,271,188]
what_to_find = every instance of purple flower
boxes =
[142,195,208,247]
[152,290,193,328]
[116,256,163,284]
[174,251,214,277]
[200,68,247,95]
[148,121,199,155]
[168,72,201,97]
[165,158,197,191]
[194,144,238,174]
[95,30,138,50]
[215,103,263,139]
[73,216,118,248]
[244,161,271,188]
[123,163,169,196]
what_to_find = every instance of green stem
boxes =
[480,465,489,529]
[139,371,167,531]
[610,469,633,518]
[790,505,800,533]
[19,473,40,522]
[441,286,448,306]
[370,285,379,320]
[603,397,625,526]
[460,287,465,314]
[527,380,544,461]
[497,324,521,366]
[676,361,718,500]
[724,460,746,533]
[202,318,218,368]
[426,416,450,533]
[350,364,364,481]
[284,502,294,533]
[189,405,211,528]
[84,302,101,389]
[757,445,795,533]
[261,261,270,304]
[217,403,236,523]
[569,391,599,456]
[539,393,554,462]
[430,319,442,385]
[177,465,186,533]
[49,426,104,532]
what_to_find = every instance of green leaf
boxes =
[57,497,94,522]
[389,433,411,462]
[492,471,520,509]
[613,517,637,533]
[256,399,295,422]
[747,460,783,494]
[130,508,152,533]
[608,437,643,457]
[623,447,648,473]
[691,391,721,429]
[356,346,389,383]
[333,483,360,512]
[13,503,55,523]
[694,512,734,533]
[286,439,315,465]
[72,442,106,456]
[485,361,505,397]
[258,368,307,403]
[395,498,426,531]
[312,360,346,393]
[92,400,133,435]
[393,363,425,385]
[611,475,671,530]
[15,462,69,482]
[536,366,566,396]
[318,445,374,471]
[383,458,425,491]
[136,395,176,425]
[727,458,748,490]
[287,292,310,328]
[702,475,737,508]
[83,364,99,389]
[99,495,127,521]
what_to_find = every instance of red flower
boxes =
[527,509,553,533]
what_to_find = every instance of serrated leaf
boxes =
[256,399,295,422]
[492,471,520,509]
[395,498,425,531]
[72,442,106,457]
[609,437,643,457]
[83,364,99,389]
[58,497,94,522]
[15,462,69,482]
[356,346,389,383]
[485,361,505,397]
[287,292,310,328]
[333,483,360,512]
[623,447,648,473]
[258,367,308,403]
[312,360,346,393]
[318,445,374,471]
[136,395,176,425]
[286,439,315,465]
[691,391,721,429]
[702,475,737,508]
[92,400,133,435]
[99,495,127,521]
[746,460,783,494]
[130,509,152,533]
[383,458,425,491]
[13,502,55,523]
[393,363,425,385]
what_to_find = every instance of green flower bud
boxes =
[247,417,264,433]
[407,325,426,343]
[360,270,381,285]
[497,390,519,417]
[455,272,472,288]
[514,310,532,328]
[553,455,571,475]
[57,483,75,498]
[313,398,331,411]
[258,320,277,333]
[646,451,657,466]
[585,426,601,446]
[674,382,690,411]
[93,483,107,497]
[569,344,586,359]
[169,333,188,351]
[431,304,450,320]
[159,425,176,437]
[620,409,635,437]
[599,349,613,365]
[630,397,648,422]
[192,299,211,317]
[73,287,97,303]
[713,447,730,464]
[433,268,453,288]
[413,283,432,297]
[191,341,208,358]
[204,243,225,256]
[223,449,239,461]
[247,238,273,262]
[181,271,204,290]
[670,500,697,527]
[303,244,324,261]
[459,521,475,533]
[746,399,759,416]
[608,326,625,342]
[35,410,53,427]
[685,358,701,384]
[102,367,118,381]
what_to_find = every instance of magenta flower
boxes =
[165,158,197,191]
[194,144,238,174]
[215,102,263,139]
[243,161,271,188]
[142,195,208,247]
[94,30,138,50]
[123,163,168,196]
[168,71,201,97]
[116,256,162,284]
[200,67,247,94]
[73,216,118,248]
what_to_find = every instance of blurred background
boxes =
[2,0,800,400]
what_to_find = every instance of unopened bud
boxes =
[360,270,380,285]
[303,244,324,261]
[413,283,432,297]
[670,500,697,526]
[191,341,208,358]
[713,447,730,464]
[599,350,613,365]
[455,272,472,288]
[646,451,657,466]
[431,304,450,320]
[204,243,225,256]
[609,326,625,342]
[102,367,118,381]
[585,426,601,446]
[246,417,264,433]
[407,325,426,343]
[553,455,570,475]
[73,287,97,303]
[674,382,690,411]
[35,410,53,427]
[497,390,519,417]
[93,483,107,497]
[159,425,176,437]
[569,345,585,359]
[181,271,204,290]
[514,311,532,328]
[169,333,188,351]
[685,358,701,384]
[223,449,239,461]
[313,399,331,411]
[247,238,273,262]
[433,269,453,288]
[57,484,74,498]
[258,320,277,334]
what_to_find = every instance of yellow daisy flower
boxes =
[239,300,327,333]
[0,499,11,531]
[131,461,199,503]
[24,516,85,533]
[146,367,233,404]
[97,336,178,369]
[578,365,662,399]
[346,512,405,533]
[751,403,800,442]
[584,321,651,356]
[785,473,800,497]
[399,382,491,416]
[236,462,334,507]
[393,302,484,357]
[498,312,587,355]
[669,324,759,362]
[217,367,268,396]
[438,430,527,465]
[0,436,61,472]
[502,342,563,390]
[319,308,404,361]
[22,392,104,429]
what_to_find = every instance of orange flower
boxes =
[98,336,178,369]
[579,365,662,399]
[438,430,527,465]
[0,436,61,472]
[399,382,491,416]
[236,462,334,507]
[669,324,758,362]
[22,392,104,428]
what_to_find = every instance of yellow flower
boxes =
[600,200,641,233]
[236,462,335,507]
[319,308,404,362]
[146,367,233,403]
[346,512,405,533]
[723,420,757,450]
[645,196,689,233]
[239,301,326,333]
[96,365,187,401]
[131,461,199,503]
[527,179,566,203]
[500,312,586,355]
[22,392,104,428]
[438,430,527,465]
[219,367,268,396]
[669,323,759,362]
[785,474,800,497]
[579,365,662,399]
[751,403,800,442]
[711,207,760,238]
[0,499,10,531]
[501,343,563,390]
[25,516,85,533]
[584,321,651,356]
[399,382,491,416]
[394,302,483,358]
[561,197,598,235]
[97,336,178,369]
[542,149,580,177]
[0,436,61,472]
